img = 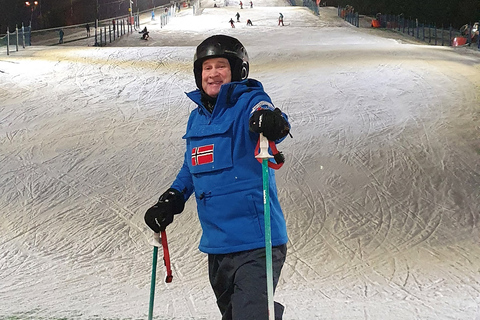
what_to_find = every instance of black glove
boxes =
[249,108,290,141]
[144,188,185,232]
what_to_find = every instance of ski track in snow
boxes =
[1,1,480,319]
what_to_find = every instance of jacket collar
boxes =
[186,79,263,115]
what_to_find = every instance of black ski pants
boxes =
[208,244,287,320]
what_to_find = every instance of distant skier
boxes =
[236,12,240,22]
[139,26,149,40]
[229,18,235,28]
[250,0,253,7]
[278,12,284,26]
[239,0,243,9]
[58,29,64,44]
[85,23,90,37]
[246,19,253,26]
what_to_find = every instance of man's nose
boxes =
[209,68,220,76]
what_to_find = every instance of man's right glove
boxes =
[249,107,290,141]
[144,188,185,232]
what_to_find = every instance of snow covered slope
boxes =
[1,1,480,319]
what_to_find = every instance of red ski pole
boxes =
[161,230,173,283]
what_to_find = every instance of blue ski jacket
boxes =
[170,79,289,254]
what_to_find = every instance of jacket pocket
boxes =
[183,122,233,174]
[196,188,265,252]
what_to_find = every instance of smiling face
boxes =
[201,57,232,98]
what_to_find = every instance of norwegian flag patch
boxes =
[191,144,214,166]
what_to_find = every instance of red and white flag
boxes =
[191,144,214,166]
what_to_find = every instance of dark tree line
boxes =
[2,0,479,34]
[332,0,480,29]
[1,0,171,34]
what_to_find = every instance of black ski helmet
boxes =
[193,35,249,91]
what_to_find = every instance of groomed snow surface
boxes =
[1,0,480,319]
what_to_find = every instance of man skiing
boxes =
[229,18,236,28]
[144,35,291,320]
[278,13,284,26]
[236,12,241,22]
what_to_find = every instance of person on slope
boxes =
[58,29,64,44]
[144,35,291,320]
[229,18,236,28]
[140,26,149,40]
[278,13,284,26]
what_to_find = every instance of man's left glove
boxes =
[249,107,290,141]
[144,188,185,233]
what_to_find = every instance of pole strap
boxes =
[254,139,285,170]
[161,230,173,283]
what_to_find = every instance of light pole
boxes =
[25,1,39,29]
[94,0,99,46]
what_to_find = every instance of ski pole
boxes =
[148,232,161,320]
[255,133,275,320]
[147,230,173,320]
